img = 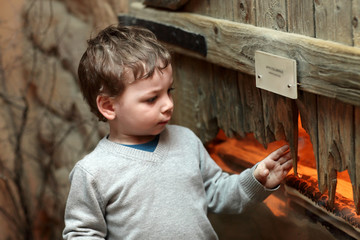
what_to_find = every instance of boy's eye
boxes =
[146,96,157,103]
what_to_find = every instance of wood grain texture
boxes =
[296,92,319,183]
[211,65,242,138]
[354,4,360,213]
[237,72,266,145]
[255,0,287,31]
[314,0,358,211]
[171,54,219,143]
[255,0,298,174]
[314,0,353,46]
[260,90,298,173]
[287,0,315,36]
[233,0,256,24]
[355,106,360,213]
[128,2,360,107]
[317,97,355,202]
[286,0,317,188]
[354,0,360,46]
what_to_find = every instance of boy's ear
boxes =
[96,95,116,120]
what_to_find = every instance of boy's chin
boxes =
[140,126,166,137]
[152,124,168,135]
[154,126,167,134]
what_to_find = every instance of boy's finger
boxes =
[282,159,293,170]
[278,152,292,164]
[269,145,289,159]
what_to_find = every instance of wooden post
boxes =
[353,0,360,214]
[355,106,360,213]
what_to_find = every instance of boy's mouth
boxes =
[158,119,170,125]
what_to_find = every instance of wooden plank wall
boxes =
[353,0,360,213]
[137,1,360,212]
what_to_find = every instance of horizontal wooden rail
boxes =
[127,2,360,107]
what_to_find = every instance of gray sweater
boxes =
[63,125,274,240]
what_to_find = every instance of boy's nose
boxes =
[161,96,174,114]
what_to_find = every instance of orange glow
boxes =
[207,114,353,201]
[296,116,353,201]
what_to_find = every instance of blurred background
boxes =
[0,0,127,238]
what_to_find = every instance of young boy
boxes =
[63,25,293,240]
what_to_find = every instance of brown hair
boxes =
[78,25,171,121]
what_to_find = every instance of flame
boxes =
[207,115,353,201]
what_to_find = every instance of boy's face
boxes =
[108,64,174,144]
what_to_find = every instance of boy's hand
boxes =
[254,145,293,189]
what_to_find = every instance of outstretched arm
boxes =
[253,145,293,189]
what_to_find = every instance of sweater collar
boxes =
[98,127,170,163]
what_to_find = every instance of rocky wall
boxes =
[0,0,128,239]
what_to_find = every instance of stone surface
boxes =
[0,0,125,239]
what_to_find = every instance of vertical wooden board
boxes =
[316,96,330,193]
[296,92,319,177]
[261,91,283,143]
[206,0,236,20]
[171,53,197,127]
[334,0,353,45]
[355,106,360,213]
[183,0,235,20]
[255,0,285,140]
[354,0,360,46]
[286,0,317,180]
[317,96,354,193]
[354,0,360,213]
[314,0,353,45]
[255,0,298,171]
[287,0,316,179]
[261,91,298,173]
[255,0,287,31]
[171,54,218,142]
[314,0,335,41]
[211,64,241,138]
[233,0,258,143]
[315,0,355,207]
[233,0,256,24]
[237,72,266,145]
[286,0,315,36]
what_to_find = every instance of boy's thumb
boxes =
[261,169,269,178]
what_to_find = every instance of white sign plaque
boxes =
[255,51,297,99]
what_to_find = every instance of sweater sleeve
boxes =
[63,164,107,240]
[197,138,275,214]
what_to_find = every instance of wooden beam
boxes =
[126,2,360,107]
